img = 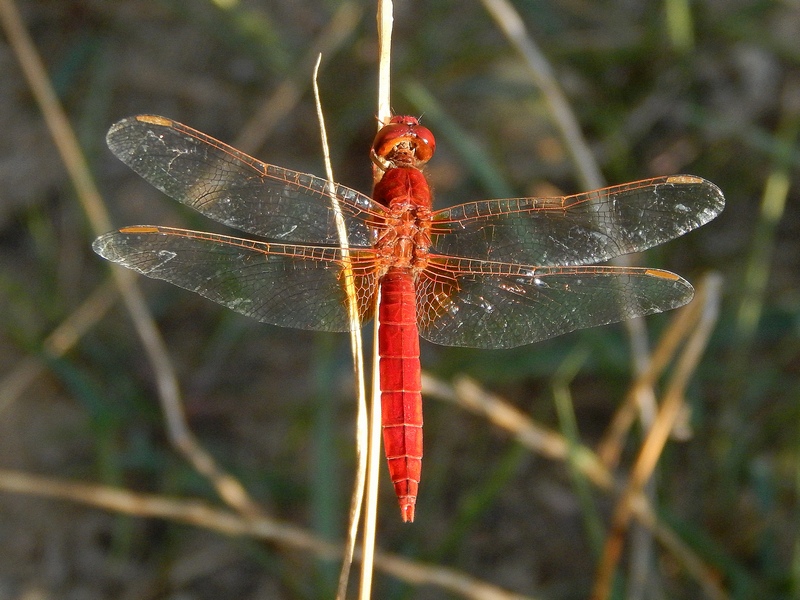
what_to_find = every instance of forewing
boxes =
[430,176,724,265]
[416,258,694,348]
[93,226,377,331]
[106,115,384,246]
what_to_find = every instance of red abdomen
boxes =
[378,268,422,522]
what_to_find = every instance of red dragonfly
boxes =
[94,114,724,522]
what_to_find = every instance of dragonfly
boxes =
[94,114,724,522]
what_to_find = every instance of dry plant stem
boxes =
[480,4,664,593]
[361,301,382,597]
[0,0,261,519]
[597,277,713,468]
[375,0,393,128]
[0,469,535,600]
[632,496,729,600]
[118,279,262,519]
[0,279,117,413]
[311,54,367,600]
[232,1,362,154]
[479,0,657,422]
[480,0,602,190]
[438,375,613,488]
[357,2,394,598]
[423,367,728,600]
[592,274,724,600]
[479,0,653,371]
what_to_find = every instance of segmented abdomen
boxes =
[378,268,422,522]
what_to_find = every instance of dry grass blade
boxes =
[423,327,728,600]
[357,1,394,598]
[479,0,603,191]
[425,374,613,489]
[0,469,536,600]
[372,552,534,600]
[597,274,718,468]
[630,497,729,600]
[0,0,261,518]
[479,0,653,372]
[477,7,671,593]
[311,53,367,600]
[375,0,393,129]
[592,273,724,600]
[479,0,658,357]
[361,304,383,598]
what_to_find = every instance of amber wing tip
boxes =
[644,268,681,281]
[665,175,705,185]
[134,114,174,126]
[118,226,161,234]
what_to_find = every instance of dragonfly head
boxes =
[371,115,436,171]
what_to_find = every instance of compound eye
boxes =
[372,122,412,158]
[371,117,436,164]
[409,124,435,162]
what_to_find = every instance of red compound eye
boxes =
[372,116,436,164]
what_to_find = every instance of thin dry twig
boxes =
[592,274,725,600]
[477,4,675,594]
[597,274,718,468]
[0,469,536,600]
[607,295,701,599]
[423,288,728,600]
[478,0,656,388]
[311,52,368,600]
[0,0,261,518]
[362,295,383,598]
[479,0,603,191]
[375,0,393,127]
[359,2,394,598]
[425,374,613,488]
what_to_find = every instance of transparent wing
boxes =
[93,226,377,331]
[417,257,693,348]
[430,176,724,265]
[107,115,385,246]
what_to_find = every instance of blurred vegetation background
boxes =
[0,0,798,598]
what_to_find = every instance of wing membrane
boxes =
[417,257,693,348]
[93,226,377,331]
[106,115,384,247]
[430,176,724,266]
